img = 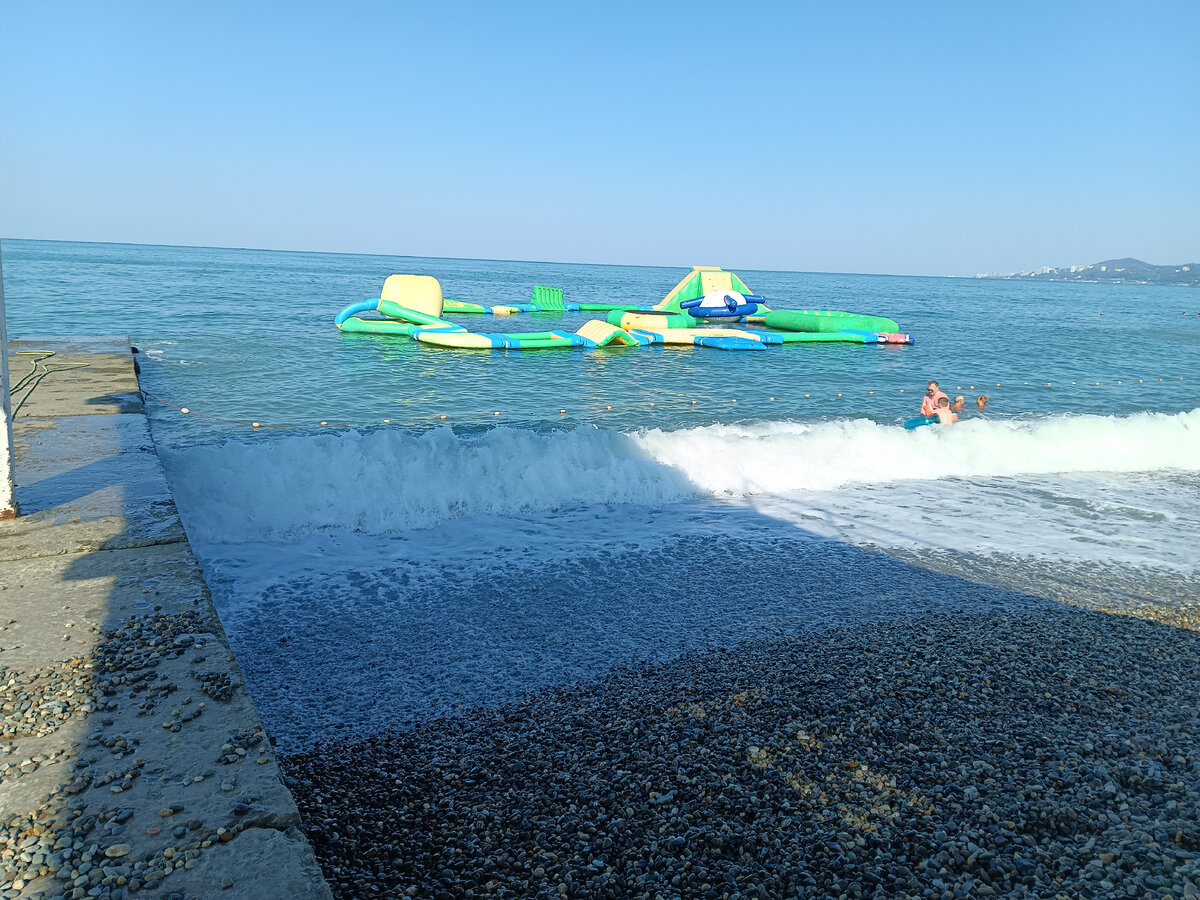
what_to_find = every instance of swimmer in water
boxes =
[932,396,958,425]
[920,380,948,416]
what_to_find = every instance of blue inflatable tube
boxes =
[680,294,761,318]
[335,298,381,326]
[695,336,767,351]
[688,303,759,319]
[904,416,938,430]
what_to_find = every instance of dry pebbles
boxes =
[284,606,1199,900]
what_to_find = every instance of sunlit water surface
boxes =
[6,239,1198,747]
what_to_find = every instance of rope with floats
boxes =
[139,390,353,430]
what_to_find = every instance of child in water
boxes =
[976,394,989,410]
[932,396,958,425]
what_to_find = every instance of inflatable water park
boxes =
[334,266,913,352]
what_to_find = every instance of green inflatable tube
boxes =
[773,331,874,344]
[377,300,455,327]
[764,309,901,334]
[501,331,578,349]
[605,310,699,329]
[338,318,425,337]
[575,303,649,312]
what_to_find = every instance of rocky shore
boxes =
[283,604,1199,899]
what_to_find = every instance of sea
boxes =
[5,239,1199,750]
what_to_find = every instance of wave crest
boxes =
[161,410,1200,544]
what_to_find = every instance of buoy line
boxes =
[137,370,1199,433]
[140,390,350,429]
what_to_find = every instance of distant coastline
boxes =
[976,257,1199,286]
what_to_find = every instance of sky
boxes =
[2,1,1197,275]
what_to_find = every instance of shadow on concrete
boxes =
[0,339,330,899]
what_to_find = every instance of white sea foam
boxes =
[161,424,694,545]
[162,410,1200,547]
[634,410,1200,494]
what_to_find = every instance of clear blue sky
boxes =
[2,1,1197,275]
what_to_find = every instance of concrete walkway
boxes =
[1,339,331,899]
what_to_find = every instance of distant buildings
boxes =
[975,258,1199,286]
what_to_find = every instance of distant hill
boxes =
[975,258,1199,286]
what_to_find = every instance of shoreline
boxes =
[878,549,1200,633]
[215,530,1056,755]
[215,526,1200,756]
[282,603,1200,899]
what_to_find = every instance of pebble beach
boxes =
[282,586,1199,900]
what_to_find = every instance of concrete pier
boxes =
[1,338,331,899]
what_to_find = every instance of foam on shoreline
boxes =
[163,410,1200,543]
[162,410,1200,577]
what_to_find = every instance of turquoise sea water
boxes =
[5,239,1199,748]
[6,240,1198,441]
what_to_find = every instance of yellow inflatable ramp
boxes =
[381,274,444,317]
[576,320,640,348]
[414,330,499,349]
[655,266,754,313]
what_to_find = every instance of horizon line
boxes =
[0,235,982,281]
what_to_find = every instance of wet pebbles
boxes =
[283,606,1199,899]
